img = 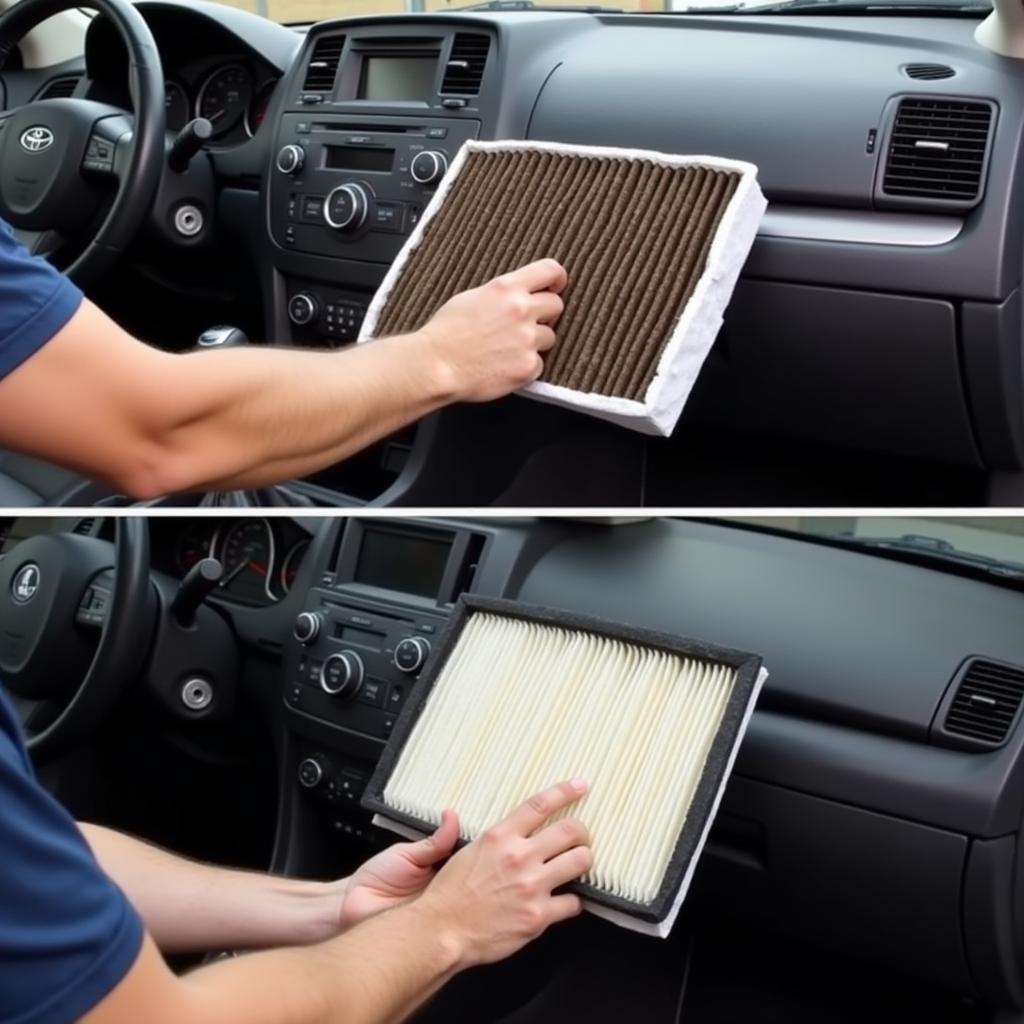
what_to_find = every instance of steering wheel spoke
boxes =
[10,225,66,259]
[82,115,133,181]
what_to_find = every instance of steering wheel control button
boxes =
[320,650,364,699]
[76,581,111,626]
[410,151,448,186]
[173,204,204,239]
[293,611,323,645]
[180,677,214,712]
[287,293,319,326]
[276,144,305,175]
[298,756,326,789]
[324,184,369,231]
[82,135,115,174]
[394,636,431,674]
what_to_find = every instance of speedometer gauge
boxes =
[220,518,275,604]
[196,64,253,139]
[244,79,276,139]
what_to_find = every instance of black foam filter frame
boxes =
[362,595,765,931]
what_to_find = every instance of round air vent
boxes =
[902,63,956,80]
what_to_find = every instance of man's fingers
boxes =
[545,893,584,925]
[533,325,556,354]
[529,816,591,863]
[542,844,593,889]
[500,258,567,295]
[502,779,588,838]
[529,290,564,326]
[407,808,460,867]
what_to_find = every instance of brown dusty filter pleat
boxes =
[373,150,742,401]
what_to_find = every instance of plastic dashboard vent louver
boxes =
[902,63,956,81]
[362,595,767,937]
[302,35,346,93]
[440,33,490,95]
[943,659,1024,747]
[37,75,79,100]
[881,98,994,205]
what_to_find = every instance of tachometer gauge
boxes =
[220,518,275,604]
[278,538,311,596]
[165,81,189,133]
[175,522,218,575]
[244,79,276,139]
[196,64,253,139]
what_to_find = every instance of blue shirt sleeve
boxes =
[0,218,83,383]
[0,690,144,1024]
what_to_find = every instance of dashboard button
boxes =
[410,151,448,187]
[276,144,305,175]
[394,636,431,674]
[320,650,364,699]
[324,183,370,231]
[293,611,322,645]
[298,756,326,789]
[288,293,319,326]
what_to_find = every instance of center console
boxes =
[281,519,488,846]
[267,25,490,349]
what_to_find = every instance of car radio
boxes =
[270,115,479,262]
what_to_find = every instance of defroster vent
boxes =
[939,658,1024,749]
[303,34,346,92]
[902,63,956,81]
[441,33,490,95]
[881,97,994,206]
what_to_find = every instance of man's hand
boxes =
[417,258,568,403]
[338,810,460,929]
[413,778,592,969]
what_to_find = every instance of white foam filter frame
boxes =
[358,139,767,437]
[363,596,767,938]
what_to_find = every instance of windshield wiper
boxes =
[451,0,624,10]
[829,532,1024,581]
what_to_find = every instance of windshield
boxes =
[730,517,1024,579]
[206,0,991,24]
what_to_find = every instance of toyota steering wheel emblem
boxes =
[20,126,54,153]
[11,564,41,604]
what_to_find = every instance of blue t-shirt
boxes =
[0,690,144,1024]
[0,219,82,383]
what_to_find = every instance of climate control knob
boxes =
[394,636,431,674]
[298,755,326,789]
[275,144,305,175]
[324,183,369,231]
[320,650,364,699]
[293,611,322,645]
[410,151,448,186]
[287,293,318,326]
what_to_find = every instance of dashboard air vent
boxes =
[72,518,98,536]
[902,63,955,81]
[441,33,490,96]
[302,34,345,93]
[37,75,79,100]
[942,659,1024,748]
[881,98,994,205]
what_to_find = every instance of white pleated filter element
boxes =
[383,612,739,909]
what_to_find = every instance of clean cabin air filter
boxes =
[358,140,767,436]
[362,596,767,938]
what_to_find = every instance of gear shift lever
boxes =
[196,326,250,349]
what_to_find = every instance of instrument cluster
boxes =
[168,517,311,607]
[163,62,278,142]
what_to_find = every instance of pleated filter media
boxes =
[363,597,767,937]
[358,140,767,436]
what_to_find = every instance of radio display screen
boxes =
[354,529,451,598]
[324,145,395,173]
[360,56,436,102]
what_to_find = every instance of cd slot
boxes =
[311,123,417,134]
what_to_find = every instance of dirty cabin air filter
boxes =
[362,596,767,937]
[359,141,767,436]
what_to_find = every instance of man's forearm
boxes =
[0,301,453,498]
[79,824,346,953]
[86,901,463,1024]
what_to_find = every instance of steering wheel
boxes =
[0,0,165,288]
[0,518,156,762]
